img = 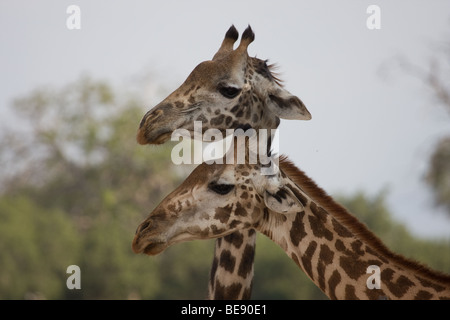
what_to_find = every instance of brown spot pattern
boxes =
[301,241,317,281]
[290,211,306,247]
[308,214,333,241]
[238,244,255,278]
[339,255,367,281]
[235,202,247,217]
[223,231,244,249]
[344,284,358,300]
[365,287,388,300]
[213,281,243,300]
[381,268,415,298]
[327,270,341,300]
[214,204,233,223]
[219,250,236,273]
[317,244,334,292]
[414,290,433,300]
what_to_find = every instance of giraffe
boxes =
[137,25,310,146]
[136,25,311,299]
[132,144,450,299]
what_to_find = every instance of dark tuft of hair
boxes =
[242,25,255,42]
[267,62,283,86]
[225,25,239,41]
[252,58,284,86]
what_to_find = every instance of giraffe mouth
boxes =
[136,128,173,145]
[149,131,173,145]
[132,239,167,256]
[132,232,168,255]
[142,242,167,255]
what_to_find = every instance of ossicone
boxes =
[213,25,255,60]
[241,25,255,43]
[236,25,255,52]
[213,25,239,60]
[225,25,239,42]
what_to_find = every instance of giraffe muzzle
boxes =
[132,231,168,255]
[137,107,169,145]
[132,214,172,255]
[137,103,193,145]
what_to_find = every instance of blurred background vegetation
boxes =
[0,73,449,300]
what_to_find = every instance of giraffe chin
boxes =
[149,132,172,145]
[132,235,168,255]
[141,242,167,256]
[136,129,172,145]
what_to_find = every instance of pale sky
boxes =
[1,0,450,238]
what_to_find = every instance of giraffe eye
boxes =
[208,182,235,195]
[218,85,241,99]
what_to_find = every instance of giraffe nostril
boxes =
[139,108,165,129]
[137,221,150,234]
[139,114,147,129]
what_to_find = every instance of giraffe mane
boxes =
[278,155,450,286]
[267,62,283,87]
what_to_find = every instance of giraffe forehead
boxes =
[182,53,268,91]
[179,162,236,190]
[184,60,234,87]
[216,166,236,184]
[191,163,257,186]
[183,162,220,185]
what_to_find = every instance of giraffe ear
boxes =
[261,174,305,213]
[263,187,304,214]
[267,88,312,121]
[252,171,304,213]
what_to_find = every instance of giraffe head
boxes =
[137,25,311,145]
[132,154,303,255]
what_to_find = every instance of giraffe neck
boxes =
[208,132,275,299]
[257,159,450,300]
[208,229,256,299]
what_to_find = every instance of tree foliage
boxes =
[392,43,450,216]
[0,76,183,299]
[426,137,450,214]
[338,192,450,274]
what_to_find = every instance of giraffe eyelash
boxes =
[208,181,235,195]
[217,84,242,99]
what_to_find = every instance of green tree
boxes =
[339,192,450,275]
[0,76,183,299]
[0,196,80,299]
[389,43,450,216]
[426,137,450,214]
